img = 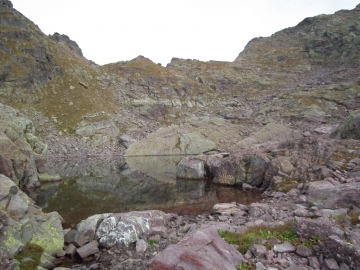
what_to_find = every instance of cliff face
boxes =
[0,0,359,159]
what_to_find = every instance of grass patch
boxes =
[148,239,159,245]
[237,262,256,270]
[273,177,304,193]
[218,223,320,255]
[15,243,44,270]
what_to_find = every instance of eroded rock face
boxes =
[0,103,59,188]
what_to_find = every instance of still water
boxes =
[27,156,261,228]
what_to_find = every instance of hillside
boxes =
[0,0,359,182]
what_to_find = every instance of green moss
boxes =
[219,223,300,254]
[148,239,158,245]
[15,243,44,270]
[237,262,256,270]
[273,177,304,192]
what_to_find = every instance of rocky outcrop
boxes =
[0,103,60,188]
[0,174,64,267]
[50,33,83,57]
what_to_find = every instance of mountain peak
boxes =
[0,0,13,11]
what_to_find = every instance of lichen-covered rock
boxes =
[29,211,64,255]
[0,175,64,259]
[6,194,28,220]
[95,210,170,248]
[331,110,360,139]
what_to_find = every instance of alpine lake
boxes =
[25,155,262,228]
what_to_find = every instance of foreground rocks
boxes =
[0,174,64,269]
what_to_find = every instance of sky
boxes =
[10,0,360,66]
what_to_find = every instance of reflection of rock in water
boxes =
[35,185,58,208]
[48,156,126,178]
[176,179,205,199]
[125,155,183,182]
[41,156,262,227]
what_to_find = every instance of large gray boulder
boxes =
[126,129,217,156]
[176,156,207,179]
[307,180,360,209]
[148,226,246,269]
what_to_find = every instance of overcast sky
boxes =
[10,0,360,66]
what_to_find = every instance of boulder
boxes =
[179,133,217,155]
[30,211,64,255]
[176,156,206,179]
[76,240,99,259]
[307,181,360,209]
[211,203,246,216]
[294,217,344,240]
[148,227,246,269]
[64,230,89,247]
[6,194,28,220]
[95,210,170,248]
[331,110,360,139]
[126,129,217,156]
[77,213,112,232]
[319,234,360,269]
[274,241,296,253]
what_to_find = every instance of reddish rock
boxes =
[148,227,246,270]
[76,240,99,259]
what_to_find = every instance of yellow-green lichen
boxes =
[30,220,63,255]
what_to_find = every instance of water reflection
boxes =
[28,156,261,228]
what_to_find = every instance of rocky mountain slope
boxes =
[1,1,360,160]
[1,1,360,269]
[0,0,359,192]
